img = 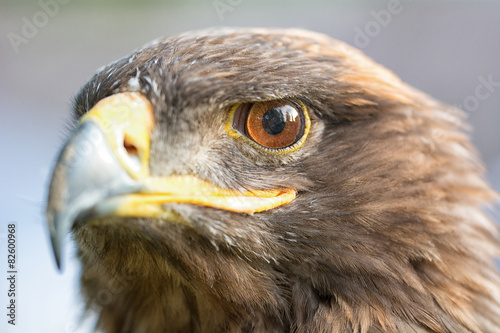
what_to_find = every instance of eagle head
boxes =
[46,28,500,333]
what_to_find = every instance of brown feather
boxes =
[68,28,500,333]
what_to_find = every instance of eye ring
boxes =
[226,98,311,154]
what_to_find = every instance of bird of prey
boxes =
[46,28,500,333]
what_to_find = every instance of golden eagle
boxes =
[47,28,500,333]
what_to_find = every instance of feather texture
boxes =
[67,28,500,333]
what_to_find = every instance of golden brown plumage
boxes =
[47,28,500,333]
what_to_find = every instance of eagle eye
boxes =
[230,99,310,152]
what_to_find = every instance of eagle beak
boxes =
[46,92,296,268]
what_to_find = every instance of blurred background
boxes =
[1,0,499,332]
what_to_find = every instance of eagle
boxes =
[46,28,500,333]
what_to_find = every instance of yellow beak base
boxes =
[107,175,297,218]
[80,92,297,218]
[48,92,298,268]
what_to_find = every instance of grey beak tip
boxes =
[52,240,62,270]
[46,120,141,273]
[48,221,63,271]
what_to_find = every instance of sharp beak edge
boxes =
[46,92,296,269]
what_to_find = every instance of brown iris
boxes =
[232,100,306,149]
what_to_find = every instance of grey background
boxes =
[1,0,499,332]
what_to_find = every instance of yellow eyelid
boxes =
[225,98,311,154]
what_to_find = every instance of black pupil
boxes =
[262,108,286,135]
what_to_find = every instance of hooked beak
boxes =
[46,92,296,269]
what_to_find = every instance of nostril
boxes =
[123,137,139,156]
[122,135,142,173]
